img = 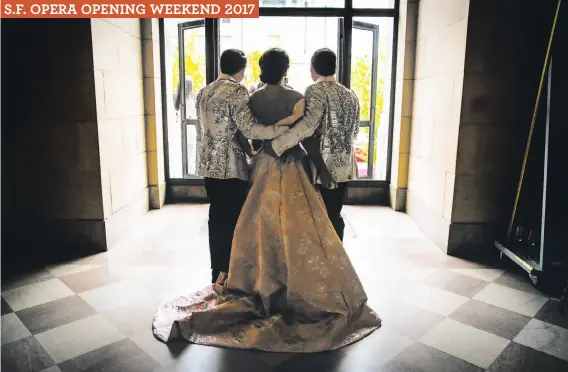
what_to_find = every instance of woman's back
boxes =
[152,49,381,353]
[249,84,303,125]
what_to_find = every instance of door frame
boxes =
[177,20,205,178]
[349,20,380,179]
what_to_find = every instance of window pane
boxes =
[182,27,206,122]
[260,0,343,8]
[353,0,395,8]
[352,17,394,181]
[351,27,373,122]
[220,17,338,94]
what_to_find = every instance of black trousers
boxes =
[204,178,249,283]
[318,182,348,241]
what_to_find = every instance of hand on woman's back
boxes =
[292,99,306,119]
[275,98,306,126]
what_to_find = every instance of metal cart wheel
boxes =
[529,271,545,289]
[529,273,539,287]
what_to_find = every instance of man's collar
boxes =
[218,74,236,82]
[316,76,336,83]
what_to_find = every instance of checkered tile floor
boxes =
[2,205,568,371]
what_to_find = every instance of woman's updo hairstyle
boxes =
[259,48,290,85]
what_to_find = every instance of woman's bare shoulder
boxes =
[284,86,304,101]
[249,87,265,103]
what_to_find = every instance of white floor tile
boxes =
[1,313,32,345]
[473,283,548,317]
[421,318,510,368]
[79,279,151,313]
[401,283,469,316]
[514,319,568,362]
[2,279,74,312]
[48,264,101,277]
[452,268,504,282]
[35,314,124,363]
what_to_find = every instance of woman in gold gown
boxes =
[152,49,381,353]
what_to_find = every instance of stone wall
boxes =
[406,0,470,252]
[2,19,164,266]
[1,19,106,261]
[91,19,150,246]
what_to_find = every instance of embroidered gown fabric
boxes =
[152,87,381,353]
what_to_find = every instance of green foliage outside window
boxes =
[244,49,263,89]
[171,32,206,94]
[350,54,385,165]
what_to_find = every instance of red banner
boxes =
[1,0,260,18]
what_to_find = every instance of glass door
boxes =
[350,21,379,179]
[177,20,206,178]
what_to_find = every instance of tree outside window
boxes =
[171,32,206,95]
[244,49,263,89]
[350,54,386,168]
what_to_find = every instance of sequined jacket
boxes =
[196,75,287,181]
[270,78,360,184]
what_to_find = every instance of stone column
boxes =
[142,19,167,209]
[389,0,419,211]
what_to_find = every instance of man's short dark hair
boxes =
[311,48,337,77]
[220,49,247,75]
[259,48,290,85]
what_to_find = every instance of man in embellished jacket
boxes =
[196,49,288,284]
[268,48,360,241]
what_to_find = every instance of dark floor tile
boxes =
[487,341,568,372]
[533,298,568,330]
[166,343,292,372]
[58,339,158,372]
[194,348,290,372]
[60,267,123,294]
[494,270,545,296]
[375,299,445,340]
[381,342,484,372]
[423,270,489,298]
[449,299,531,340]
[276,351,371,372]
[1,297,13,315]
[335,328,413,369]
[16,295,97,334]
[1,336,55,372]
